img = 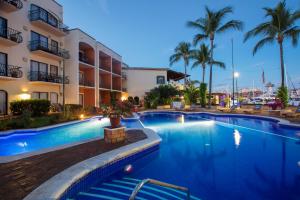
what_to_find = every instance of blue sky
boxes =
[58,0,300,91]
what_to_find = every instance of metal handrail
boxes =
[28,40,70,59]
[129,178,190,200]
[0,63,22,78]
[3,0,23,9]
[0,27,23,43]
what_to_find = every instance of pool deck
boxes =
[0,129,147,200]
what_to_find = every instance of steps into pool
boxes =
[71,177,201,200]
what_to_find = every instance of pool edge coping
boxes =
[139,110,300,128]
[23,128,161,200]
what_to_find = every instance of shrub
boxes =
[64,104,83,116]
[50,103,63,112]
[277,86,288,108]
[184,83,199,105]
[10,99,50,116]
[199,83,207,107]
[83,105,97,115]
[128,96,134,104]
[134,96,140,105]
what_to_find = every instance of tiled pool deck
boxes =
[0,129,147,200]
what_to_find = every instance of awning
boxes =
[167,69,190,81]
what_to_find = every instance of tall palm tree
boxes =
[170,42,192,88]
[191,44,226,83]
[187,6,243,108]
[244,1,300,88]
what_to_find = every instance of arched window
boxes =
[0,90,8,115]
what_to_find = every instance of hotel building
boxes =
[0,0,122,115]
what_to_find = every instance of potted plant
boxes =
[101,101,133,128]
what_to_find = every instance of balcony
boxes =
[122,88,127,92]
[121,72,127,80]
[29,40,69,60]
[0,63,22,80]
[79,78,95,88]
[0,27,22,46]
[28,71,69,84]
[0,0,23,12]
[29,9,68,36]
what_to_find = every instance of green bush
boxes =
[199,83,207,107]
[277,86,288,108]
[144,85,180,108]
[10,99,50,116]
[134,96,140,105]
[83,105,97,115]
[184,83,199,105]
[128,96,134,104]
[64,104,83,117]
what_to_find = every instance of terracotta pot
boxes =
[110,116,121,128]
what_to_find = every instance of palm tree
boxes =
[170,42,192,88]
[187,6,243,108]
[191,44,226,83]
[244,1,300,88]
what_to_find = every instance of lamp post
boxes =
[234,72,240,105]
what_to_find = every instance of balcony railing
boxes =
[0,27,23,43]
[0,63,22,78]
[29,9,68,32]
[99,83,111,89]
[29,40,69,59]
[2,0,23,9]
[28,71,69,84]
[79,78,95,87]
[121,72,127,79]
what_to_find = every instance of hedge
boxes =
[10,99,51,116]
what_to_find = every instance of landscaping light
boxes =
[124,164,133,173]
[79,114,85,120]
[19,93,31,100]
[121,96,126,101]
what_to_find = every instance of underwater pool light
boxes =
[124,164,133,173]
[234,129,241,148]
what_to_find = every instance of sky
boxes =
[58,0,300,92]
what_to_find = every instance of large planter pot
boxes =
[110,115,121,128]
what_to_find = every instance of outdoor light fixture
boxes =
[121,96,126,101]
[79,114,85,120]
[19,93,31,100]
[234,72,240,78]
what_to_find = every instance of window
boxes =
[51,40,58,53]
[156,76,165,84]
[0,52,7,76]
[32,92,48,100]
[48,13,58,27]
[50,92,58,104]
[50,65,58,76]
[79,94,84,106]
[30,60,48,81]
[0,90,7,115]
[31,31,48,49]
[0,17,7,38]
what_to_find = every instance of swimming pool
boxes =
[0,117,109,157]
[64,112,300,200]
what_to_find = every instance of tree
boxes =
[191,44,225,83]
[184,82,199,105]
[170,42,192,88]
[244,1,300,88]
[187,6,243,108]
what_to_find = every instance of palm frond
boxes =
[253,37,274,55]
[193,34,208,46]
[217,20,244,33]
[284,26,300,46]
[211,61,226,69]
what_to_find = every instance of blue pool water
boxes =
[0,117,110,156]
[67,112,300,200]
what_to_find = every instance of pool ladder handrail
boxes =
[129,178,190,200]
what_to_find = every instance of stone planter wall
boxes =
[104,127,126,144]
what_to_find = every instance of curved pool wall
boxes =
[0,117,110,162]
[61,111,300,200]
[24,128,161,200]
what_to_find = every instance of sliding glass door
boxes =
[0,52,7,76]
[0,90,7,115]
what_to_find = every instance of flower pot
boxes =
[110,115,121,128]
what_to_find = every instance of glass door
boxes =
[79,94,84,106]
[0,90,7,115]
[0,52,7,76]
[0,17,7,38]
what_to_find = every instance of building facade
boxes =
[122,66,186,99]
[0,0,122,115]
